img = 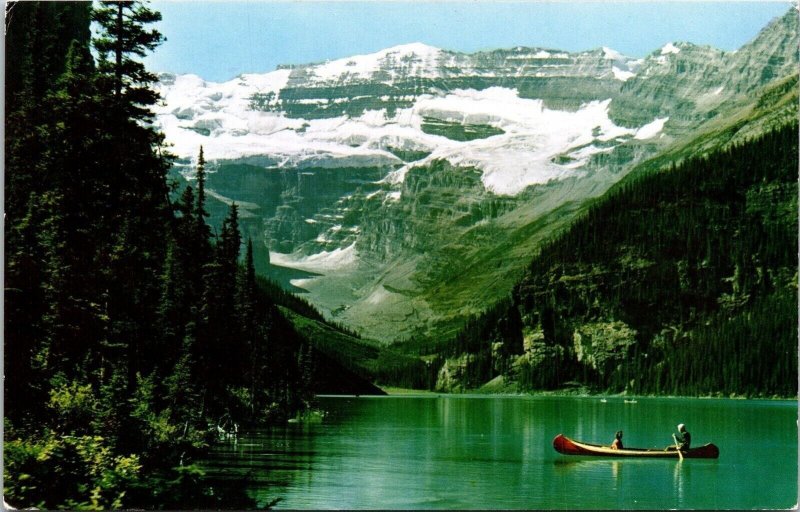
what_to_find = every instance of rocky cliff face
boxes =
[725,9,799,96]
[609,8,799,132]
[265,43,640,120]
[155,8,798,343]
[572,321,637,377]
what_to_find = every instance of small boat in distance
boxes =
[553,434,720,459]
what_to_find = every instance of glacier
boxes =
[154,42,668,197]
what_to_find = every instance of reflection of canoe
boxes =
[553,434,719,459]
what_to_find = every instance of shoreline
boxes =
[378,386,797,401]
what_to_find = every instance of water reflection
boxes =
[202,425,321,507]
[611,460,621,482]
[673,458,684,506]
[551,457,625,479]
[198,396,797,509]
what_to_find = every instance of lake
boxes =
[200,395,798,509]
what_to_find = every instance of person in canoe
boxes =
[666,423,691,451]
[610,430,624,450]
[676,424,691,449]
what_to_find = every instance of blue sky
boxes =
[144,1,792,82]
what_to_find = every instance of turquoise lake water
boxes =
[200,395,798,509]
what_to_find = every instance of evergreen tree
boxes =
[91,0,172,398]
[157,239,189,369]
[238,239,258,338]
[219,203,242,273]
[172,149,212,313]
[196,146,209,225]
[191,148,213,286]
[200,203,243,414]
[92,1,164,119]
[237,239,262,414]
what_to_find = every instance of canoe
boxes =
[553,434,719,459]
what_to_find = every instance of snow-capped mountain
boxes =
[155,42,658,195]
[153,8,798,342]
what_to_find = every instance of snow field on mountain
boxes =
[634,117,669,140]
[156,73,667,198]
[271,243,359,273]
[309,43,443,82]
[153,42,668,190]
[386,88,661,195]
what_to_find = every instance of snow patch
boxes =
[602,46,625,61]
[634,117,668,140]
[660,42,681,55]
[289,278,316,289]
[567,144,615,160]
[270,243,358,272]
[612,66,636,81]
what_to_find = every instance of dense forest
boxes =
[442,123,798,397]
[3,2,330,508]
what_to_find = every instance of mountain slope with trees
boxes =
[432,120,797,397]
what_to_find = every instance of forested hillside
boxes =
[3,2,367,509]
[440,123,798,397]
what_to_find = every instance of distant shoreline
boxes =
[378,387,797,401]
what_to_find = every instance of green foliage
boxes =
[645,287,797,396]
[372,351,442,390]
[48,380,99,436]
[144,464,215,509]
[280,305,431,392]
[129,373,180,450]
[4,429,141,510]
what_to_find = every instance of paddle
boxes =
[672,433,684,461]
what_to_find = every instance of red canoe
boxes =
[553,434,719,459]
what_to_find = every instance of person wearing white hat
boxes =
[665,423,692,452]
[675,423,691,450]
